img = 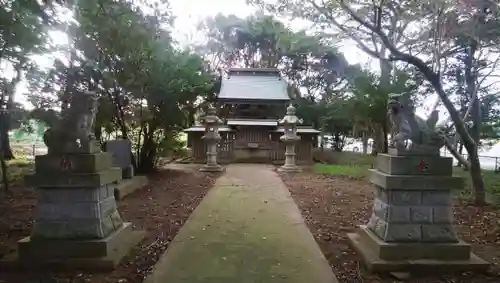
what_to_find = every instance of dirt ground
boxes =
[0,167,219,283]
[280,171,500,283]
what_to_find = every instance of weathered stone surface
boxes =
[25,167,122,188]
[432,207,453,223]
[384,223,422,242]
[105,139,134,179]
[421,224,458,242]
[422,191,452,205]
[369,169,463,190]
[4,223,146,271]
[34,152,113,174]
[32,185,123,239]
[122,165,134,179]
[347,226,489,274]
[199,106,224,171]
[349,152,488,274]
[376,154,453,176]
[112,175,149,200]
[36,185,114,203]
[19,223,132,259]
[278,104,302,173]
[390,190,421,206]
[8,93,144,271]
[410,207,432,223]
[357,226,471,261]
[388,146,440,157]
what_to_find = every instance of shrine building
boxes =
[184,68,320,164]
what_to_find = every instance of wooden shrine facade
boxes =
[184,68,320,164]
[185,122,319,164]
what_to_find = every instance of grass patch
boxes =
[313,149,375,166]
[313,163,368,179]
[453,167,500,204]
[314,154,500,204]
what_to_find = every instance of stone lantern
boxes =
[278,104,302,172]
[199,105,224,172]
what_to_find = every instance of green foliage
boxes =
[21,0,217,172]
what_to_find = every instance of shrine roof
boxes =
[218,68,290,103]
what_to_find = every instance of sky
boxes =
[169,0,371,66]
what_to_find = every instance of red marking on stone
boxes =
[417,159,428,173]
[60,156,72,170]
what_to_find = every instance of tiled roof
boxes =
[218,68,290,102]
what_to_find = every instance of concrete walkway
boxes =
[144,164,338,283]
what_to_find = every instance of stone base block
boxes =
[277,165,302,173]
[369,169,463,190]
[347,226,489,274]
[122,165,135,179]
[113,175,149,200]
[1,222,145,271]
[376,154,453,176]
[388,147,440,157]
[199,164,224,172]
[34,152,114,174]
[25,167,122,188]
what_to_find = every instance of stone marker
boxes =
[1,91,145,271]
[199,105,224,172]
[278,104,302,173]
[105,139,134,179]
[347,92,489,273]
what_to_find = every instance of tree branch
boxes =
[337,0,476,148]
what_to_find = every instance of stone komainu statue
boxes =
[387,92,444,153]
[43,91,99,154]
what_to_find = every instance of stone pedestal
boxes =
[347,153,489,274]
[278,138,301,173]
[2,150,145,271]
[200,137,224,172]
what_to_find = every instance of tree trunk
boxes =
[464,38,485,204]
[137,130,157,173]
[467,146,486,205]
[361,131,368,154]
[0,106,8,191]
[382,123,389,153]
[333,132,341,152]
[371,124,384,155]
[456,143,464,167]
[0,155,8,192]
[0,62,23,160]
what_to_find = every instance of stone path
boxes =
[144,164,338,283]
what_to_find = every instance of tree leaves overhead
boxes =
[17,0,217,172]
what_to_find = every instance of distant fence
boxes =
[315,147,500,173]
[440,150,500,172]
